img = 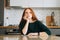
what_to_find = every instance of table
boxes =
[0,35,60,40]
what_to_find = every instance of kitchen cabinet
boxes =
[43,0,60,7]
[47,26,60,35]
[0,26,20,35]
[0,28,20,34]
[10,0,44,7]
[0,0,4,26]
[50,29,60,35]
[0,29,6,34]
[10,0,60,7]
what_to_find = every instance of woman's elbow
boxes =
[23,32,27,35]
[22,30,27,35]
[46,31,51,35]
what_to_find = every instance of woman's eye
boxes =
[25,12,28,13]
[30,12,32,14]
[25,12,28,14]
[25,12,32,14]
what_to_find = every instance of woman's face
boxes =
[24,9,32,19]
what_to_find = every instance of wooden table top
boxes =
[0,35,60,40]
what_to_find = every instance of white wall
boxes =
[4,8,60,26]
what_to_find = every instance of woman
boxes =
[19,8,51,35]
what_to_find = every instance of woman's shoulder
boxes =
[35,20,44,25]
[36,20,42,23]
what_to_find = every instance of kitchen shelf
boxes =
[47,26,60,29]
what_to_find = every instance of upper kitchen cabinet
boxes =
[10,0,44,7]
[43,0,60,7]
[10,0,60,7]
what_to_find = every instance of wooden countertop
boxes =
[0,26,60,29]
[47,26,60,29]
[0,26,19,29]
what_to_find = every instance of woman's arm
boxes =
[22,20,29,35]
[41,24,51,35]
[38,21,51,35]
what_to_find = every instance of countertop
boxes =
[0,35,60,40]
[0,26,60,29]
[47,26,60,29]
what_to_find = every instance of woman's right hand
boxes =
[23,16,30,22]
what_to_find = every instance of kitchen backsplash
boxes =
[4,8,60,26]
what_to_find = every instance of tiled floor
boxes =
[0,35,60,40]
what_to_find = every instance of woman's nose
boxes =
[28,13,31,15]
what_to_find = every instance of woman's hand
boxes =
[39,32,49,40]
[23,16,32,22]
[22,16,32,35]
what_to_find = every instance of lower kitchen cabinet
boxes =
[49,29,60,35]
[0,28,20,35]
[0,29,6,34]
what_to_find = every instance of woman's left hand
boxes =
[39,32,49,40]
